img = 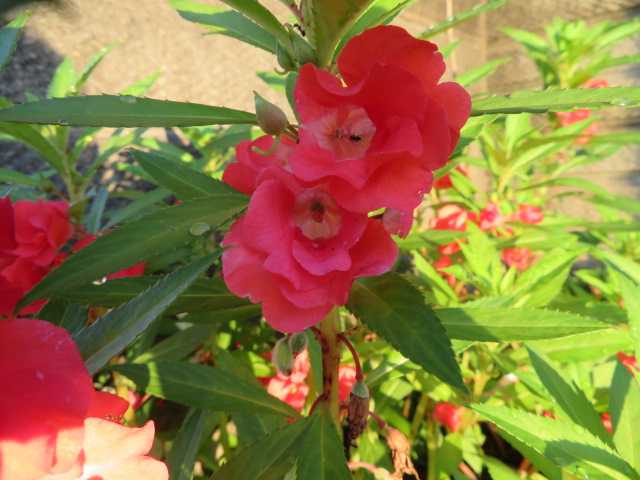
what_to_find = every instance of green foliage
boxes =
[0,12,28,71]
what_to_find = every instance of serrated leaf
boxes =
[168,408,213,480]
[610,269,640,358]
[133,150,228,200]
[75,256,212,374]
[472,87,640,116]
[436,307,608,341]
[421,0,506,39]
[0,12,28,71]
[170,0,277,53]
[22,195,247,305]
[0,122,66,172]
[472,404,639,480]
[0,95,257,127]
[348,273,465,391]
[51,276,251,314]
[610,363,640,472]
[527,347,612,445]
[103,188,170,229]
[217,0,291,50]
[113,360,299,418]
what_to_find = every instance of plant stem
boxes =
[426,415,439,480]
[319,308,341,427]
[409,393,429,441]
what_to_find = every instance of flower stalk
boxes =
[319,307,341,427]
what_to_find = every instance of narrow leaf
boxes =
[113,360,299,418]
[0,95,257,127]
[0,12,28,71]
[75,256,212,374]
[168,408,213,480]
[421,0,506,39]
[610,363,640,472]
[22,195,247,304]
[348,273,465,391]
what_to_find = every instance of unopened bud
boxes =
[272,337,293,376]
[254,92,288,136]
[346,381,370,445]
[351,380,369,399]
[291,33,316,66]
[276,41,295,71]
[288,332,307,356]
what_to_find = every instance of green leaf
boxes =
[527,347,612,445]
[212,408,349,480]
[611,269,640,358]
[75,45,114,92]
[294,408,351,480]
[599,251,640,285]
[610,363,640,472]
[53,276,249,315]
[22,195,247,305]
[85,187,109,234]
[121,72,161,96]
[168,408,213,480]
[420,0,506,39]
[472,87,640,116]
[472,404,639,480]
[436,307,609,341]
[484,457,521,479]
[75,256,212,374]
[104,188,170,229]
[170,0,276,53]
[0,12,28,71]
[133,150,231,200]
[348,273,465,392]
[217,0,290,51]
[0,122,66,172]
[47,58,77,98]
[113,360,299,418]
[0,167,41,186]
[411,252,458,305]
[311,0,374,67]
[133,324,215,364]
[456,57,510,87]
[0,95,257,127]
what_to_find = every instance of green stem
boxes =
[427,416,439,480]
[319,308,341,428]
[409,393,429,441]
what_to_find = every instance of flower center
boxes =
[293,189,342,240]
[307,106,375,161]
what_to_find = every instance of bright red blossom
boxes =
[293,25,470,225]
[0,319,167,480]
[514,204,544,224]
[617,351,638,374]
[501,247,536,271]
[433,402,462,432]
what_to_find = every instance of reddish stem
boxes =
[337,333,363,382]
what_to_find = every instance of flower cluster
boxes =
[0,319,167,480]
[433,203,544,289]
[0,197,145,318]
[222,26,470,332]
[260,349,356,411]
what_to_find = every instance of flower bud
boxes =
[254,92,288,136]
[291,33,316,66]
[276,41,296,71]
[288,332,308,357]
[272,337,294,376]
[346,381,370,446]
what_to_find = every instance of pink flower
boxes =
[477,203,504,232]
[555,79,608,144]
[338,365,357,403]
[433,402,462,432]
[292,26,470,222]
[501,247,536,271]
[432,205,472,255]
[0,319,167,480]
[222,168,397,332]
[601,412,613,434]
[514,204,543,225]
[434,255,457,287]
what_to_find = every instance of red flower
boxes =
[501,247,536,271]
[601,412,613,434]
[617,351,638,374]
[555,79,608,144]
[222,167,397,332]
[514,204,543,225]
[433,402,462,432]
[0,319,167,480]
[0,198,17,269]
[433,205,472,255]
[477,203,504,232]
[433,166,468,190]
[292,26,470,224]
[434,255,457,287]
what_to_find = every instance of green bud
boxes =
[276,41,296,71]
[291,33,316,66]
[189,222,210,236]
[254,91,288,136]
[272,337,294,376]
[288,332,308,356]
[351,381,369,399]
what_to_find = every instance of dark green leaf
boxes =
[133,150,232,200]
[113,360,299,418]
[168,408,213,480]
[217,0,290,50]
[75,256,212,374]
[133,325,215,364]
[0,95,257,127]
[348,273,465,391]
[22,195,247,304]
[0,122,66,172]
